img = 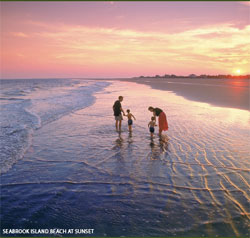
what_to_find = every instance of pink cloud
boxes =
[11,32,29,38]
[1,2,250,78]
[239,2,250,6]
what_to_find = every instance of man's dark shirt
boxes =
[113,100,121,116]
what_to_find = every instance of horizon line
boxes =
[1,74,250,80]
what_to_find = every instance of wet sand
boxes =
[109,77,249,111]
[1,80,249,237]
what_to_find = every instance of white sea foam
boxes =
[0,79,110,174]
[0,80,249,236]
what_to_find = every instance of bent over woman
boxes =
[148,106,168,136]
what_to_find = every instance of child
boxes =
[125,109,136,132]
[148,116,157,137]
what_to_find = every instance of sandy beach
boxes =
[1,78,249,237]
[113,77,249,111]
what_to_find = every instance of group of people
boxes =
[113,96,168,137]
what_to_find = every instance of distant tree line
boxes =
[137,74,250,79]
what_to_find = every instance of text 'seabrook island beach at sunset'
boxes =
[0,1,250,237]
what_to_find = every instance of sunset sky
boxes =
[1,1,250,79]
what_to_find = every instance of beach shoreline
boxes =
[1,79,250,237]
[85,77,249,111]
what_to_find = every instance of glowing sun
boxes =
[235,69,241,75]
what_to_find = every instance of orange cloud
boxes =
[11,32,29,38]
[2,20,250,77]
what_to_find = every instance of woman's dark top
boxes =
[113,100,121,116]
[154,108,163,116]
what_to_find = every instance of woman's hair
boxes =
[148,106,154,111]
[118,96,123,100]
[127,109,130,113]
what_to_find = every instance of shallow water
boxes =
[0,79,109,174]
[1,79,250,237]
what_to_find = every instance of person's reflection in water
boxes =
[114,131,124,149]
[149,137,160,160]
[149,135,169,160]
[126,131,134,160]
[159,134,169,153]
[128,131,133,145]
[112,131,126,177]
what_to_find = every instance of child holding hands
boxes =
[125,109,136,132]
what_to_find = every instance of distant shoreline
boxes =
[1,77,249,111]
[111,77,250,111]
[135,74,250,80]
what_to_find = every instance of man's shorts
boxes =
[115,114,123,121]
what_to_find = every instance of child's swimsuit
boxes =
[149,127,154,133]
[128,119,133,126]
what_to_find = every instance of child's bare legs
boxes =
[150,132,154,137]
[128,125,132,132]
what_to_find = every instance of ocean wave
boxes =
[0,79,110,174]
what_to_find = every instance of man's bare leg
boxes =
[119,120,122,131]
[115,120,119,131]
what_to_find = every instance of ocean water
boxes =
[0,79,109,174]
[1,79,249,237]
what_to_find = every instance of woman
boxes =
[148,106,168,136]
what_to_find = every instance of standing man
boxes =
[113,96,125,131]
